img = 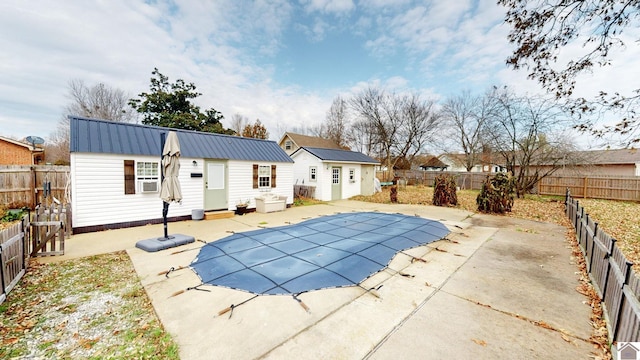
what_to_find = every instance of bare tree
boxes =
[349,87,399,173]
[230,113,249,136]
[486,88,579,196]
[396,93,441,168]
[49,80,136,164]
[349,86,442,174]
[325,96,350,149]
[441,90,498,171]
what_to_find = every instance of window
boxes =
[124,160,135,194]
[136,161,159,193]
[253,164,277,189]
[285,140,292,150]
[258,165,271,187]
[309,166,317,182]
[349,168,355,183]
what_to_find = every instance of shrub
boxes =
[476,172,515,213]
[432,174,458,206]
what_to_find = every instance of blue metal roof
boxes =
[295,147,379,164]
[69,116,293,163]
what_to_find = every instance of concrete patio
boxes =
[41,200,595,359]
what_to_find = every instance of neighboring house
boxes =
[438,153,505,173]
[438,153,477,172]
[69,116,293,233]
[523,148,640,177]
[0,135,44,165]
[419,156,448,171]
[278,132,342,156]
[290,147,379,201]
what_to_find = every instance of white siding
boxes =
[292,152,324,199]
[71,153,204,228]
[227,160,294,210]
[291,150,371,201]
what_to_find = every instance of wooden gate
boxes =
[30,203,70,257]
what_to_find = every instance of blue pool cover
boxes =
[190,212,449,295]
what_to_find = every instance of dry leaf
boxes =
[472,338,487,346]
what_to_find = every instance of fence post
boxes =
[602,238,616,302]
[0,244,5,297]
[588,222,598,272]
[613,260,634,341]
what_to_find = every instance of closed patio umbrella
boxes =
[160,131,182,240]
[135,130,194,252]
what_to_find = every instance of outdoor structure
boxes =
[522,148,640,177]
[69,116,293,233]
[278,132,342,156]
[437,153,505,173]
[0,135,44,165]
[290,146,378,201]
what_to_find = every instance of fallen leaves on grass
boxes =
[0,252,179,359]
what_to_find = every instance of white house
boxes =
[69,116,293,233]
[290,147,379,201]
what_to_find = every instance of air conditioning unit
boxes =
[139,181,158,193]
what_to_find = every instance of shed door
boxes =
[204,160,228,210]
[331,167,342,200]
[360,165,375,196]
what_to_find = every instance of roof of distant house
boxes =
[292,147,379,164]
[577,148,640,165]
[280,132,342,150]
[69,116,293,163]
[0,135,44,152]
[420,156,448,168]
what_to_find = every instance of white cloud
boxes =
[303,0,355,14]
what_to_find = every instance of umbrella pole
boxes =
[163,201,169,239]
[160,132,169,240]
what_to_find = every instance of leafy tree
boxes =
[499,0,640,144]
[241,119,269,139]
[129,68,233,134]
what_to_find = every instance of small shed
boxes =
[290,147,379,201]
[69,116,293,233]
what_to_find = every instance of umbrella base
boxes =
[135,234,195,252]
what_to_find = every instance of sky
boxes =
[1,0,638,149]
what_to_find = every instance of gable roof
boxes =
[69,116,293,163]
[280,132,342,150]
[420,156,448,169]
[292,147,379,164]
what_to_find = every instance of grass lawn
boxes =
[0,252,178,359]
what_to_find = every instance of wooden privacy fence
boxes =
[540,175,640,201]
[0,165,70,209]
[566,190,640,342]
[0,215,29,305]
[379,170,640,201]
[294,185,316,199]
